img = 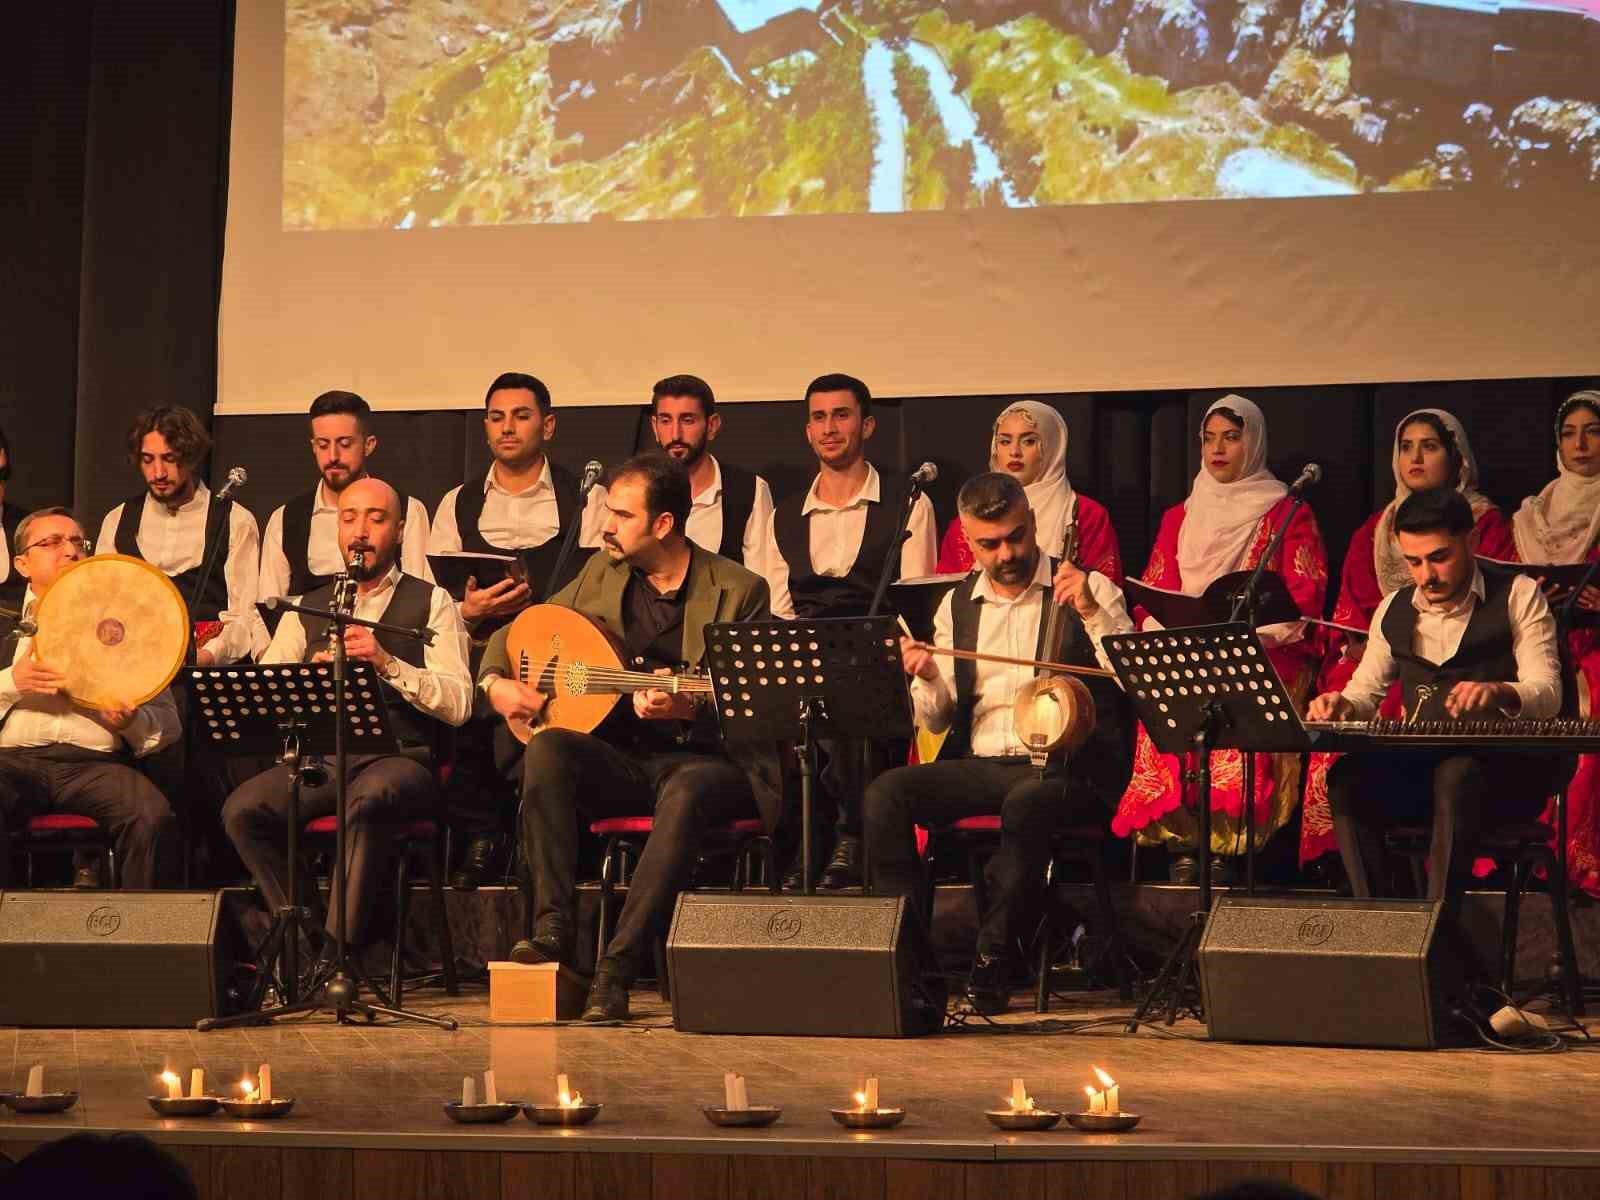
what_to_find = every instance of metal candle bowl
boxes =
[703,1105,783,1128]
[986,1108,1063,1132]
[0,1092,79,1114]
[526,1102,602,1126]
[1065,1111,1141,1133]
[444,1101,522,1124]
[148,1096,223,1118]
[829,1107,906,1130]
[220,1098,296,1119]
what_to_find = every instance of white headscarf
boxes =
[1176,395,1287,595]
[1374,408,1492,594]
[1512,391,1600,565]
[990,401,1077,555]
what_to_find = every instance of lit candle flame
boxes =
[1092,1067,1116,1089]
[1084,1085,1097,1099]
[240,1079,255,1100]
[160,1071,180,1087]
[853,1090,867,1110]
[558,1088,583,1108]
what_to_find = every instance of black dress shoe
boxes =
[451,834,504,892]
[820,834,863,890]
[1168,852,1198,885]
[581,961,630,1022]
[510,924,571,966]
[964,952,1013,1016]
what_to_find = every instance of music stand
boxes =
[1102,622,1306,1028]
[703,616,913,895]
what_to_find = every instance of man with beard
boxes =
[258,391,433,603]
[861,473,1132,1013]
[97,406,266,664]
[591,375,776,581]
[223,478,471,976]
[478,452,781,1021]
[429,372,604,889]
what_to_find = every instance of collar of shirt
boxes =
[690,457,723,512]
[19,586,37,620]
[801,463,879,516]
[971,554,1052,608]
[485,460,553,499]
[143,481,210,522]
[313,480,342,514]
[1411,566,1486,618]
[355,565,402,609]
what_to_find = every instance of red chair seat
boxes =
[944,815,1001,834]
[302,815,439,840]
[25,813,104,834]
[589,817,765,837]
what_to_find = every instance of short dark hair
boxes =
[651,374,716,416]
[1397,410,1464,482]
[1,1132,198,1200]
[804,373,871,417]
[485,372,551,414]
[308,390,372,432]
[957,471,1027,523]
[126,406,210,471]
[1394,486,1474,537]
[1206,405,1245,430]
[610,451,691,536]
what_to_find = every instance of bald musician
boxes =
[222,479,471,971]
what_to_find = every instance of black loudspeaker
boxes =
[0,891,239,1028]
[667,893,947,1037]
[1199,895,1463,1049]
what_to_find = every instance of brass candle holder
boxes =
[444,1101,521,1124]
[0,1092,78,1115]
[703,1105,783,1128]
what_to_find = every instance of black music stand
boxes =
[1103,622,1305,1027]
[703,616,913,895]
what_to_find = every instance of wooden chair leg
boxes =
[390,851,411,1011]
[430,836,459,996]
[1544,847,1585,1017]
[1500,857,1526,999]
[596,838,620,973]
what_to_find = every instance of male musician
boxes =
[0,508,181,888]
[767,374,937,889]
[258,391,432,602]
[862,472,1132,1012]
[591,375,776,579]
[1309,487,1565,923]
[0,424,29,610]
[479,452,780,1021]
[222,479,471,969]
[97,406,266,664]
[431,372,606,889]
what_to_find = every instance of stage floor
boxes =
[4,985,1600,1200]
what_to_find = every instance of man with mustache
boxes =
[766,374,937,889]
[429,372,604,889]
[1310,487,1566,944]
[223,478,471,981]
[258,391,433,604]
[861,472,1132,1013]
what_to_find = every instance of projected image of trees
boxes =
[283,0,1600,229]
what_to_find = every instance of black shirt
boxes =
[606,557,702,754]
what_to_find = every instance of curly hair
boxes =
[126,406,211,471]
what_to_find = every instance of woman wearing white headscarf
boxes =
[1300,407,1516,867]
[1114,396,1328,883]
[935,401,1123,585]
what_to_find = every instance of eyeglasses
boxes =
[21,534,91,554]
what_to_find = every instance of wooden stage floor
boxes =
[3,986,1599,1200]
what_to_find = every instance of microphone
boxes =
[215,466,248,501]
[1288,462,1323,497]
[909,462,938,486]
[580,460,604,494]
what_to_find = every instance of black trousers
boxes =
[0,745,179,888]
[518,728,755,980]
[223,753,433,944]
[441,717,515,842]
[862,756,1110,957]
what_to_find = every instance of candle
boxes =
[258,1064,273,1103]
[1092,1067,1119,1114]
[723,1072,749,1111]
[461,1075,477,1107]
[240,1079,256,1102]
[1086,1085,1105,1115]
[483,1070,498,1106]
[1010,1077,1032,1113]
[190,1068,205,1099]
[161,1071,183,1100]
[855,1077,880,1112]
[25,1065,44,1097]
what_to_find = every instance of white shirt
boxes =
[260,565,473,727]
[591,456,777,581]
[96,484,267,663]
[0,588,180,756]
[1340,568,1561,720]
[768,464,937,620]
[429,460,605,556]
[259,482,434,603]
[912,557,1132,758]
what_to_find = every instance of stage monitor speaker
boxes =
[667,892,946,1037]
[0,891,240,1028]
[1198,895,1464,1049]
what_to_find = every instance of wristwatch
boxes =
[379,656,403,682]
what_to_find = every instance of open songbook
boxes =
[1122,569,1300,630]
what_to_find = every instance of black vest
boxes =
[113,492,233,621]
[453,462,582,600]
[941,563,1130,799]
[298,572,437,750]
[0,502,27,610]
[1380,568,1519,723]
[712,463,758,564]
[280,485,412,598]
[771,469,913,618]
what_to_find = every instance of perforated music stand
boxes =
[1101,622,1309,1028]
[704,616,913,894]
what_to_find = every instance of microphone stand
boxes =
[186,482,239,663]
[541,467,602,602]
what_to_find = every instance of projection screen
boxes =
[217,0,1600,413]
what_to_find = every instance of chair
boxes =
[17,813,116,888]
[922,814,1132,1010]
[590,816,776,998]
